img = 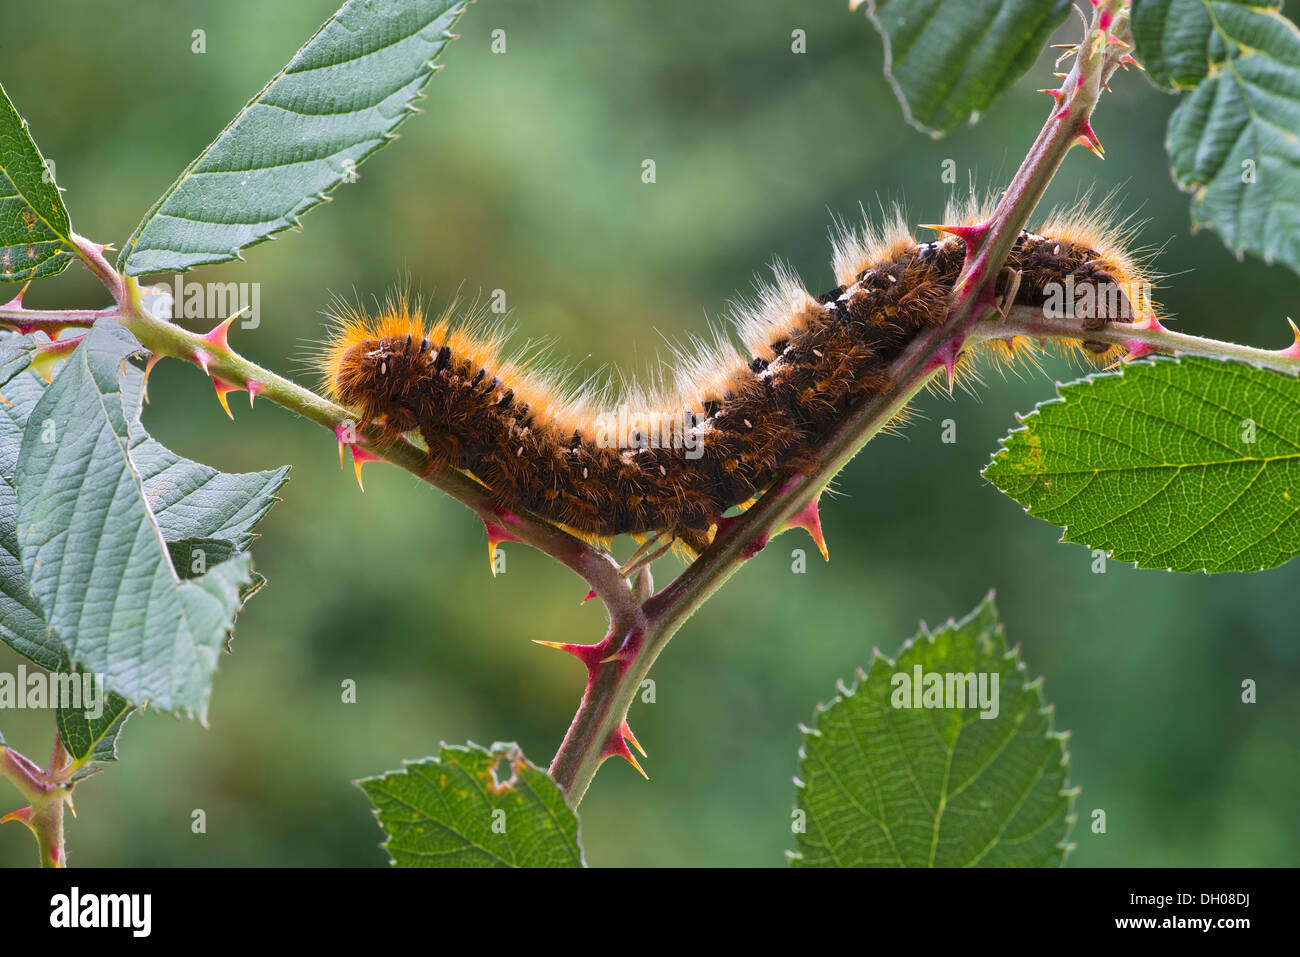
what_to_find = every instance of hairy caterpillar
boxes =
[318,201,1156,557]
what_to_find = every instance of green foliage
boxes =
[858,0,1070,136]
[1,367,62,671]
[985,358,1300,573]
[1133,0,1300,271]
[55,676,132,778]
[8,322,286,718]
[359,742,585,867]
[0,333,40,384]
[0,82,74,282]
[118,0,472,276]
[790,596,1074,867]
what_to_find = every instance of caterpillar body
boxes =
[320,204,1155,556]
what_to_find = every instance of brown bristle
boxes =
[317,203,1158,556]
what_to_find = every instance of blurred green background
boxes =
[1,0,1297,867]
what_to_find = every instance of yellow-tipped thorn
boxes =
[621,721,647,758]
[626,752,649,779]
[0,806,32,827]
[1077,135,1105,160]
[142,352,163,403]
[348,446,382,493]
[212,377,242,420]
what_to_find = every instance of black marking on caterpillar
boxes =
[319,205,1155,556]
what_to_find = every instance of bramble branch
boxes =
[6,0,1240,812]
[548,0,1135,802]
[972,305,1300,376]
[0,734,73,867]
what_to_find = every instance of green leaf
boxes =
[1,355,283,678]
[134,441,288,551]
[0,369,59,670]
[359,742,585,868]
[168,537,266,602]
[0,82,74,282]
[1132,0,1300,271]
[985,358,1300,573]
[56,671,133,777]
[14,321,257,718]
[118,0,471,276]
[790,596,1074,867]
[0,332,40,387]
[857,0,1070,137]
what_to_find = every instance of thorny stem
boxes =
[973,306,1300,376]
[550,0,1134,801]
[0,736,72,867]
[4,0,1247,811]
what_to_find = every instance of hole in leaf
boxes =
[490,756,514,790]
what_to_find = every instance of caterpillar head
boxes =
[317,296,436,432]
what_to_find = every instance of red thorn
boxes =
[1123,341,1156,362]
[533,626,636,687]
[1075,120,1105,159]
[580,589,597,605]
[782,490,829,561]
[1279,318,1300,358]
[534,638,610,671]
[602,727,648,779]
[483,517,522,576]
[1037,88,1064,102]
[0,806,33,827]
[620,721,647,758]
[197,308,247,354]
[924,337,965,393]
[349,445,383,492]
[920,222,988,249]
[1099,8,1114,30]
[247,379,265,408]
[1121,53,1145,71]
[1134,311,1165,333]
[742,532,769,560]
[212,376,243,420]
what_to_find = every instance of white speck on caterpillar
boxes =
[318,194,1153,555]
